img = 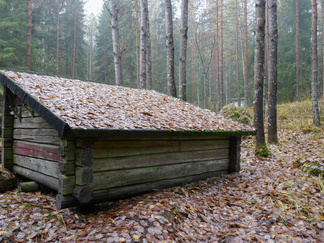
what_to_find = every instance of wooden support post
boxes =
[2,87,14,170]
[228,136,241,173]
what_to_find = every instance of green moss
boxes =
[220,103,252,126]
[255,143,269,157]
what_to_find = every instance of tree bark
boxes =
[179,0,189,101]
[72,9,77,78]
[165,0,176,97]
[243,0,248,108]
[235,0,240,106]
[311,0,321,126]
[109,0,123,85]
[253,0,268,156]
[268,0,278,144]
[322,0,324,113]
[145,0,153,90]
[26,0,32,71]
[56,0,60,76]
[219,0,224,110]
[296,0,300,102]
[136,0,140,88]
[139,0,147,89]
[215,0,219,111]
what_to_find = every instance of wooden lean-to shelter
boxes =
[0,70,255,209]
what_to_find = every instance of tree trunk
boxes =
[26,0,32,71]
[243,0,248,108]
[191,45,194,103]
[72,10,77,78]
[109,0,123,85]
[219,0,224,110]
[139,0,147,89]
[56,0,60,76]
[145,0,153,90]
[165,0,176,97]
[235,0,240,106]
[322,0,324,113]
[254,0,268,156]
[311,0,321,126]
[296,0,300,102]
[136,0,140,88]
[215,0,219,111]
[268,0,278,144]
[89,34,93,80]
[264,0,268,115]
[179,0,189,101]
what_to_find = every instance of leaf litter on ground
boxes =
[0,97,324,242]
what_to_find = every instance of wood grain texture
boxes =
[92,159,229,190]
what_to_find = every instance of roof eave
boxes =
[67,128,256,138]
[0,72,71,137]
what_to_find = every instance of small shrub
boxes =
[220,103,252,126]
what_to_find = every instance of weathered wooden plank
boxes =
[13,165,59,191]
[13,133,62,145]
[92,159,229,190]
[58,175,76,195]
[229,136,241,173]
[75,166,93,185]
[13,155,60,178]
[73,185,93,204]
[55,169,228,209]
[20,109,40,118]
[76,148,93,166]
[2,138,13,148]
[14,117,52,129]
[3,129,13,138]
[90,140,180,158]
[77,136,225,143]
[3,148,13,160]
[180,139,230,152]
[93,149,229,172]
[14,128,59,137]
[58,161,75,176]
[2,115,14,127]
[13,140,62,162]
[62,139,77,151]
[91,170,227,205]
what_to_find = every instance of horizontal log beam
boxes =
[92,159,229,190]
[13,165,59,191]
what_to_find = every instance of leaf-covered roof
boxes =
[1,70,255,135]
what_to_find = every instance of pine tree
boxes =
[254,0,269,157]
[268,0,278,144]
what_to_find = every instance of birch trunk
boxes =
[165,0,177,97]
[26,0,32,71]
[268,0,278,144]
[253,0,268,156]
[243,0,248,108]
[109,0,123,85]
[139,0,147,89]
[56,0,60,75]
[311,0,321,126]
[179,0,189,101]
[296,0,300,102]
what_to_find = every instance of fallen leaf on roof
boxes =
[2,70,254,132]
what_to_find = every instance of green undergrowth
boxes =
[220,103,252,126]
[277,99,324,135]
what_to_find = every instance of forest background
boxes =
[0,0,322,110]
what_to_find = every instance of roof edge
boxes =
[68,128,255,138]
[0,71,71,137]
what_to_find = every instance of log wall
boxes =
[10,103,76,194]
[56,136,233,208]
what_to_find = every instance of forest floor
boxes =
[0,100,324,242]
